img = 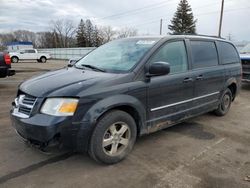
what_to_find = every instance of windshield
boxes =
[240,43,250,54]
[75,38,159,73]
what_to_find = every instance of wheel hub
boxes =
[102,122,131,156]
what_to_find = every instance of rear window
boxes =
[190,41,218,69]
[217,42,239,64]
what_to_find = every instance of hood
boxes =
[20,67,119,97]
[240,53,250,60]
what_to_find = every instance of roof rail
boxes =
[174,34,226,39]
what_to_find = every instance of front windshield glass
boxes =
[75,38,159,73]
[240,43,250,54]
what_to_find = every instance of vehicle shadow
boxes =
[241,83,250,91]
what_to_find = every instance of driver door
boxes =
[146,40,195,130]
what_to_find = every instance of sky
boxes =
[0,0,249,41]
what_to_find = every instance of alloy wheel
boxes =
[102,122,131,156]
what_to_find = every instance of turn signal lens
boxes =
[59,102,78,113]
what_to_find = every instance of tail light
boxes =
[4,54,11,65]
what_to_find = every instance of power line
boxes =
[124,6,249,32]
[97,0,235,22]
[106,2,224,27]
[98,0,175,20]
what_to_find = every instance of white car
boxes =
[9,49,51,63]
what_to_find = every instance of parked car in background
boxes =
[9,49,51,63]
[0,52,15,78]
[11,35,241,164]
[240,43,250,82]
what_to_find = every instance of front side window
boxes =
[149,41,188,74]
[75,38,159,73]
[190,41,218,69]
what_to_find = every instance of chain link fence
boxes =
[37,47,96,60]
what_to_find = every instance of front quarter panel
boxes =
[77,94,146,132]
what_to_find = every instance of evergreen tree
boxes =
[168,0,197,34]
[85,19,94,47]
[76,19,87,47]
[92,26,104,47]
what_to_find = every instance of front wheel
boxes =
[40,57,47,63]
[88,110,137,164]
[214,88,232,116]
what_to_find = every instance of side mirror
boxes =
[68,59,77,67]
[146,62,170,77]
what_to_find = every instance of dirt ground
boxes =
[0,60,250,188]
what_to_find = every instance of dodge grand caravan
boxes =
[11,35,241,164]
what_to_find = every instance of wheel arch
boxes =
[11,56,19,60]
[40,56,47,60]
[224,78,238,101]
[81,95,147,136]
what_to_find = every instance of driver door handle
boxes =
[183,77,193,83]
[196,75,203,80]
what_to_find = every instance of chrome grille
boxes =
[12,94,37,118]
[22,96,36,105]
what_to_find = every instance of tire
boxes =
[214,88,232,116]
[89,110,137,164]
[11,56,19,63]
[40,56,47,63]
[37,59,41,63]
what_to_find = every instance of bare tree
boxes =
[36,32,57,48]
[100,26,116,43]
[117,27,138,39]
[50,19,76,47]
[0,33,16,45]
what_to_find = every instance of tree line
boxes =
[0,0,197,50]
[0,19,138,49]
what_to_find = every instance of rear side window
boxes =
[217,42,239,64]
[190,41,218,69]
[149,41,188,74]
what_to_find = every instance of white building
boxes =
[6,41,33,52]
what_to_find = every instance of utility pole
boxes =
[218,0,225,37]
[160,19,163,35]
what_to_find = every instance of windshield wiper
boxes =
[79,64,106,72]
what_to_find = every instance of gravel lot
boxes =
[0,60,250,188]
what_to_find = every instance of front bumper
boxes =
[10,111,92,152]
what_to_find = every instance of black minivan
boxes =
[11,35,241,164]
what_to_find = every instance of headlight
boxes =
[41,98,79,116]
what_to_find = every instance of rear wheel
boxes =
[40,56,47,63]
[214,88,232,116]
[89,110,137,164]
[11,57,19,63]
